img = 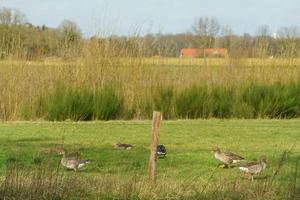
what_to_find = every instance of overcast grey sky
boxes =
[0,0,299,36]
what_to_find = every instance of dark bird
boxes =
[157,144,167,158]
[114,143,134,150]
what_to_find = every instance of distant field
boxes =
[0,120,299,199]
[2,57,300,66]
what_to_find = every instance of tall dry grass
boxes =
[0,38,299,120]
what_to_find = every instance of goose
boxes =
[58,148,90,172]
[157,144,167,158]
[213,147,245,168]
[114,143,134,150]
[238,156,267,181]
[40,146,69,155]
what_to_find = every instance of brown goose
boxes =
[213,147,245,168]
[114,143,134,150]
[238,156,267,181]
[58,148,90,172]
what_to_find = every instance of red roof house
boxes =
[180,48,228,58]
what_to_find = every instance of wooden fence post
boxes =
[148,111,162,184]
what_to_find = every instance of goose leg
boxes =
[218,163,227,168]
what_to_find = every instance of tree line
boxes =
[0,7,299,59]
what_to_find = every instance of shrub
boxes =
[46,85,123,121]
[153,85,174,119]
[208,86,234,118]
[175,86,210,118]
[27,82,300,121]
[93,88,123,120]
[47,85,93,121]
[240,82,300,118]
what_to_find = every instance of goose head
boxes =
[260,155,267,163]
[57,147,66,155]
[212,146,221,153]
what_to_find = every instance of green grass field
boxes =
[0,120,299,199]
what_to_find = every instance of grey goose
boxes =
[213,147,245,168]
[238,156,267,180]
[58,148,90,172]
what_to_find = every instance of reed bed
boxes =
[0,58,299,120]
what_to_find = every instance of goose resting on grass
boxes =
[157,144,167,158]
[213,147,245,168]
[114,143,134,150]
[238,156,267,181]
[58,148,90,172]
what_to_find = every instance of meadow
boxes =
[0,120,299,199]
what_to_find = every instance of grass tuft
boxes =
[153,85,174,119]
[93,87,123,120]
[43,85,123,121]
[176,86,210,118]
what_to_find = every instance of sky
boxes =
[0,0,299,36]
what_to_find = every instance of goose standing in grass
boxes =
[157,144,167,158]
[114,142,134,150]
[213,147,245,168]
[58,148,90,172]
[238,156,267,181]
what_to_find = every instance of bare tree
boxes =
[58,20,82,57]
[0,7,12,24]
[192,17,220,36]
[191,17,221,48]
[13,9,27,24]
[277,26,299,39]
[277,26,300,57]
[59,20,81,36]
[220,25,233,36]
[255,25,272,57]
[256,25,271,37]
[216,25,234,50]
[0,7,26,25]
